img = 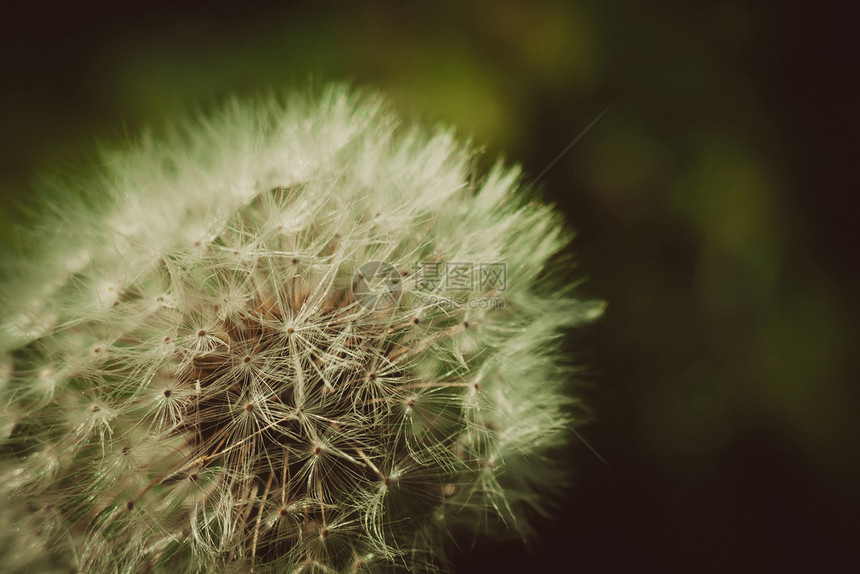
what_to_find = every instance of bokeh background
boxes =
[1,1,855,570]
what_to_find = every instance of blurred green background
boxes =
[1,1,855,570]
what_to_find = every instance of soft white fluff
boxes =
[0,85,602,573]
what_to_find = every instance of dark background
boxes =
[1,1,856,571]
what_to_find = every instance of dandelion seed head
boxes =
[0,85,602,573]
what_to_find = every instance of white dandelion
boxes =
[0,85,602,573]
